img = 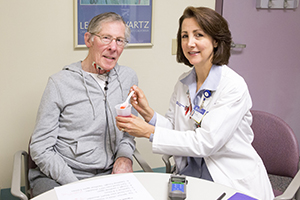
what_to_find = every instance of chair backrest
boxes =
[251,110,299,178]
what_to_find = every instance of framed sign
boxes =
[74,0,153,49]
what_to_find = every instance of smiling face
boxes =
[181,17,217,69]
[87,21,126,71]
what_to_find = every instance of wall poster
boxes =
[74,0,153,49]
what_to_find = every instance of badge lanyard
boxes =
[184,90,192,116]
[190,90,212,128]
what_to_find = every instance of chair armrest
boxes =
[274,169,300,200]
[133,149,153,172]
[162,155,173,173]
[11,150,29,200]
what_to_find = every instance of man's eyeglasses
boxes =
[91,33,128,47]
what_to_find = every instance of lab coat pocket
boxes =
[234,163,269,199]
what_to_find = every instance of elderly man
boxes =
[29,12,138,197]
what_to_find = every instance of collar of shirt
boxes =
[180,65,222,107]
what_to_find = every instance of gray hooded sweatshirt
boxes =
[29,61,138,185]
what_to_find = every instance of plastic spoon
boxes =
[120,90,135,109]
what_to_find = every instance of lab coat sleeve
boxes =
[30,78,78,185]
[153,74,253,157]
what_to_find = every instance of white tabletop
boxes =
[32,172,242,200]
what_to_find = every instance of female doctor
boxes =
[116,6,274,200]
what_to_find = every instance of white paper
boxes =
[54,173,154,200]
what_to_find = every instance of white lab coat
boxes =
[152,66,274,200]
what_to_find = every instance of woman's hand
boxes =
[116,114,155,138]
[130,85,154,123]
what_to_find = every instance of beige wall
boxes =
[0,0,215,188]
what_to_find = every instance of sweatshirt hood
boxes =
[63,61,84,75]
[63,61,97,119]
[62,61,122,120]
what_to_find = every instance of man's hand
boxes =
[112,157,133,174]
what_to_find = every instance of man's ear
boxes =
[84,32,93,48]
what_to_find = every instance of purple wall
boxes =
[216,0,300,149]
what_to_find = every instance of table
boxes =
[31,172,245,200]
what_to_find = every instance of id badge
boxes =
[190,105,208,124]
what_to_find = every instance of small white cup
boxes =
[115,104,132,117]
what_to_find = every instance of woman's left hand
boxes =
[116,114,155,139]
